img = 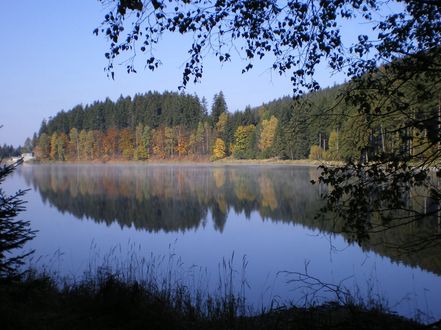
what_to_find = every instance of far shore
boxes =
[22,158,343,167]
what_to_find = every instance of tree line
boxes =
[0,144,21,159]
[0,138,36,158]
[30,75,438,163]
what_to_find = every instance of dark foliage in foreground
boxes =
[0,271,425,330]
[0,159,35,278]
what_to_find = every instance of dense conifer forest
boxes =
[30,77,438,163]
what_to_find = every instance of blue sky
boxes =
[0,0,382,146]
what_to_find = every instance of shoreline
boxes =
[23,158,342,167]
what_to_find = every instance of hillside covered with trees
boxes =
[31,74,438,164]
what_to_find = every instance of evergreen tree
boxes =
[21,138,33,154]
[0,160,36,278]
[233,125,256,159]
[284,108,310,160]
[211,92,227,126]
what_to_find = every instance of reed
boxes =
[0,246,426,329]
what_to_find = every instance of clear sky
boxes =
[0,0,381,147]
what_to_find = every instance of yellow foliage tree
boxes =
[78,130,88,160]
[309,145,323,160]
[258,115,278,152]
[327,130,339,160]
[56,132,68,161]
[119,128,134,160]
[176,134,188,157]
[216,112,228,135]
[212,138,226,159]
[68,128,79,161]
[103,128,119,159]
[50,132,58,160]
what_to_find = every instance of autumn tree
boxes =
[35,133,50,160]
[212,138,226,160]
[175,126,188,157]
[103,127,119,159]
[258,115,278,157]
[78,129,89,160]
[188,131,197,156]
[92,130,104,160]
[56,132,68,161]
[326,130,339,161]
[309,145,323,161]
[215,112,228,136]
[49,132,58,160]
[119,128,134,160]
[152,128,165,158]
[68,128,80,161]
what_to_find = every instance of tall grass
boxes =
[0,244,427,329]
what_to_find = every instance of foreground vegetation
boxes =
[0,270,425,330]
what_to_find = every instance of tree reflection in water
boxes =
[21,164,441,276]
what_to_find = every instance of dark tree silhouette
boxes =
[0,158,36,278]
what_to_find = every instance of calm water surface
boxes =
[5,164,441,320]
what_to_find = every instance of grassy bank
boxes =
[0,271,424,330]
[25,157,342,167]
[213,157,343,167]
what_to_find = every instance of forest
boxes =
[28,69,438,163]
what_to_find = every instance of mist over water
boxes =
[6,163,441,320]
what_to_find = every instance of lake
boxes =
[5,163,441,321]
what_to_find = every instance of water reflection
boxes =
[20,164,441,276]
[21,164,321,232]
